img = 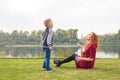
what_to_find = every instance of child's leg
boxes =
[42,61,45,68]
[44,48,51,69]
[42,48,46,68]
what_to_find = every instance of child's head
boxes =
[44,18,53,28]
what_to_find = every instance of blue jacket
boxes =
[41,28,54,47]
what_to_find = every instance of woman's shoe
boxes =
[53,59,61,67]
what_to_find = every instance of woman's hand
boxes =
[77,43,82,48]
[76,56,83,61]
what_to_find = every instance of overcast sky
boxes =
[0,0,120,37]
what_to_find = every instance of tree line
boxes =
[0,29,79,45]
[0,29,119,45]
[80,29,120,45]
[98,29,120,45]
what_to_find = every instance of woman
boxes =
[54,32,98,69]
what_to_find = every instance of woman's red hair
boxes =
[91,32,99,48]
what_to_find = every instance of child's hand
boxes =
[49,47,52,50]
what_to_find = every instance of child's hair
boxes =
[44,18,51,27]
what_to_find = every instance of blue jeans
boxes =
[42,47,51,69]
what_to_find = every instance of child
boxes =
[41,18,54,72]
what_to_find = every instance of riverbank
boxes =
[0,58,120,80]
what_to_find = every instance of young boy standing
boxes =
[41,18,54,72]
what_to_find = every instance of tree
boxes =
[21,31,30,42]
[0,30,9,43]
[29,30,37,42]
[54,29,67,43]
[36,30,42,42]
[67,29,78,43]
[118,29,120,35]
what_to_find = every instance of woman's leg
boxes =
[54,54,76,67]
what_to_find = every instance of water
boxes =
[0,45,120,58]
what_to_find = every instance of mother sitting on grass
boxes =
[54,32,98,69]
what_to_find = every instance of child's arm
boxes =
[47,30,54,50]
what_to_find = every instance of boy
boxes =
[41,18,54,72]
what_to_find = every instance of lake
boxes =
[0,45,120,58]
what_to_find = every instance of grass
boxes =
[0,58,120,80]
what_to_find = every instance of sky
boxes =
[0,0,120,38]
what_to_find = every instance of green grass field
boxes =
[0,58,120,80]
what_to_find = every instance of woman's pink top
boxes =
[75,43,97,69]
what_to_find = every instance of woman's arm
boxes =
[77,57,94,61]
[77,43,83,56]
[77,43,96,62]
